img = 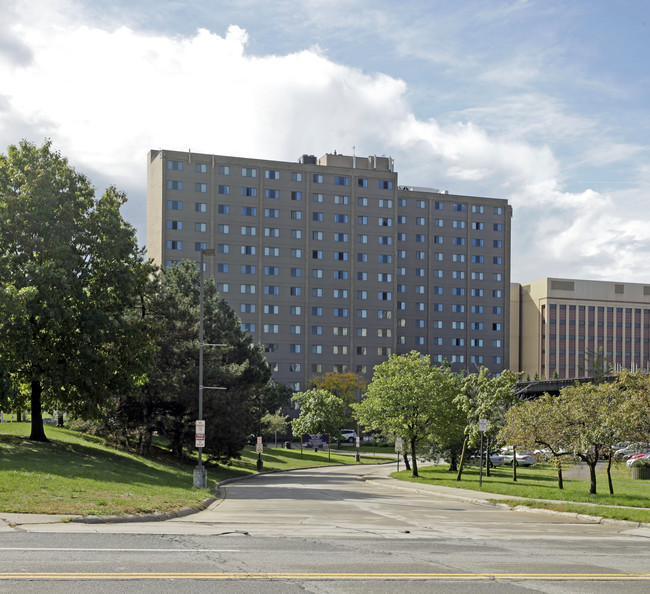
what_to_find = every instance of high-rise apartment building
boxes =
[511,277,650,380]
[148,149,512,390]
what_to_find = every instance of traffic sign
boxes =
[395,437,404,452]
[355,436,360,448]
[196,420,206,432]
[479,418,487,432]
[195,436,205,448]
[256,435,263,453]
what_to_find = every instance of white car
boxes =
[340,429,357,443]
[500,449,536,466]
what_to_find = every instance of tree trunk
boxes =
[402,452,411,471]
[410,436,418,478]
[16,410,22,422]
[29,380,48,442]
[57,413,64,427]
[607,452,614,495]
[456,434,469,481]
[448,453,458,472]
[557,458,564,490]
[485,436,491,477]
[139,427,153,457]
[512,444,518,482]
[588,460,597,495]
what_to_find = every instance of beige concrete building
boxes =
[511,277,650,380]
[147,149,512,390]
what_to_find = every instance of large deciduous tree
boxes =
[0,140,154,441]
[291,389,347,443]
[353,351,461,477]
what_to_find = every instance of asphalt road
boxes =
[1,463,649,593]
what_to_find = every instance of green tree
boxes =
[353,351,460,477]
[310,371,367,421]
[291,389,347,444]
[261,409,289,447]
[500,394,572,489]
[0,140,154,441]
[114,260,272,462]
[454,367,521,481]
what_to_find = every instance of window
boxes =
[241,187,257,197]
[398,198,407,207]
[378,217,392,227]
[493,240,503,248]
[416,268,425,277]
[167,180,183,190]
[333,289,348,299]
[313,174,324,184]
[195,242,207,251]
[433,286,444,295]
[312,288,323,297]
[242,206,257,216]
[312,345,323,354]
[416,200,426,208]
[265,169,280,180]
[453,203,466,212]
[312,325,323,335]
[358,197,368,207]
[291,172,303,182]
[379,236,392,245]
[452,321,465,330]
[290,287,301,296]
[241,322,255,333]
[263,227,278,237]
[167,220,182,230]
[471,322,483,330]
[264,324,279,334]
[357,271,367,281]
[334,176,349,186]
[334,195,349,205]
[472,272,484,280]
[289,191,302,201]
[312,307,322,316]
[313,212,323,222]
[379,199,393,208]
[452,304,465,313]
[167,200,183,211]
[378,254,392,263]
[290,267,302,277]
[242,167,257,177]
[333,345,348,355]
[241,265,257,274]
[166,240,182,250]
[312,269,323,278]
[334,270,348,280]
[167,160,183,170]
[453,254,465,262]
[358,178,368,187]
[265,189,279,199]
[291,210,303,220]
[378,291,392,301]
[217,263,229,273]
[334,308,348,317]
[334,214,348,223]
[263,285,278,295]
[195,222,207,232]
[472,255,484,263]
[334,252,349,261]
[290,306,302,315]
[471,289,484,297]
[452,271,465,279]
[379,180,393,189]
[493,289,503,298]
[312,250,323,259]
[290,324,301,335]
[195,183,207,193]
[312,193,324,203]
[493,256,503,264]
[264,305,279,314]
[357,216,368,225]
[291,248,302,258]
[471,205,485,213]
[264,246,279,256]
[472,239,484,247]
[453,220,466,229]
[397,233,406,242]
[217,243,229,254]
[264,343,278,353]
[265,208,280,218]
[494,206,504,215]
[334,233,349,242]
[356,309,368,318]
[216,204,227,214]
[312,231,323,241]
[494,223,503,231]
[453,237,465,245]
[416,251,425,260]
[358,253,368,263]
[453,288,465,296]
[357,234,368,243]
[241,304,256,314]
[471,305,483,314]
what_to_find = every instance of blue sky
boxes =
[1,0,649,282]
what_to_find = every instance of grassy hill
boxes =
[0,422,391,517]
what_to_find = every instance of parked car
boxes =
[467,452,505,466]
[626,453,650,468]
[500,448,536,466]
[340,429,357,443]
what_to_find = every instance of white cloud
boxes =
[1,0,650,285]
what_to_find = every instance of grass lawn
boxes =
[392,463,650,523]
[0,422,392,517]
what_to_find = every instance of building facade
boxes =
[148,149,512,390]
[511,277,650,380]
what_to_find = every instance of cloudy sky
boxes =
[1,0,649,283]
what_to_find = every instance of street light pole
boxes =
[194,248,215,489]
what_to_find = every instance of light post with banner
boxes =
[478,418,487,488]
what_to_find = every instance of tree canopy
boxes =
[291,389,347,441]
[353,351,461,477]
[0,140,154,440]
